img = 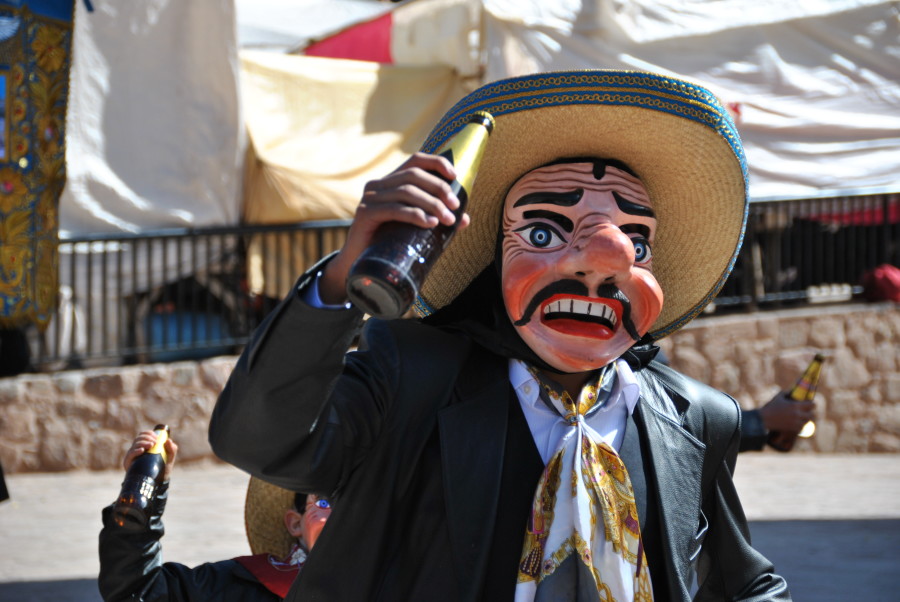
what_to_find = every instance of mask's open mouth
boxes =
[539,294,623,339]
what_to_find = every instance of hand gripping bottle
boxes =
[112,425,170,526]
[768,354,825,452]
[346,111,494,319]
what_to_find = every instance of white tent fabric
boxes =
[236,0,392,51]
[60,0,244,237]
[390,0,900,200]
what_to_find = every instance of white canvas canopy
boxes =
[234,0,900,299]
[49,0,898,357]
[60,0,244,237]
[61,0,899,237]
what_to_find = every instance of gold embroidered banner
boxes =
[0,0,73,329]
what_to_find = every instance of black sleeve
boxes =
[739,408,768,453]
[98,482,274,601]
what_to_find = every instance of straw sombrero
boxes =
[244,476,299,558]
[412,70,748,340]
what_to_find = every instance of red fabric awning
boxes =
[304,13,393,64]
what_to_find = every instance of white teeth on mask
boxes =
[542,299,618,326]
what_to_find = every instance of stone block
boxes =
[884,375,900,403]
[58,395,107,422]
[827,391,863,420]
[0,378,22,404]
[808,316,846,349]
[875,404,900,437]
[862,383,883,405]
[668,330,696,350]
[870,432,900,453]
[710,361,741,398]
[756,315,780,341]
[118,367,143,395]
[835,424,870,452]
[824,348,871,391]
[105,395,143,432]
[811,419,838,452]
[671,347,710,383]
[90,429,129,471]
[171,363,197,387]
[137,365,167,395]
[21,377,56,407]
[39,418,90,471]
[867,342,898,374]
[53,372,83,394]
[84,373,125,400]
[0,404,38,441]
[199,357,237,394]
[778,319,810,349]
[0,438,40,472]
[175,417,215,462]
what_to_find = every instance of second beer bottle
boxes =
[112,424,170,527]
[346,111,495,319]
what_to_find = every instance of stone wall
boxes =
[658,302,900,453]
[0,302,897,473]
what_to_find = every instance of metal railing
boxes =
[25,192,898,371]
[714,192,898,310]
[32,220,351,371]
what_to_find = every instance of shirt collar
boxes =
[509,358,640,417]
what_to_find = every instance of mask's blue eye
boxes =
[315,498,331,509]
[632,236,652,264]
[514,224,565,249]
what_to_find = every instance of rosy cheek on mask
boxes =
[627,269,664,336]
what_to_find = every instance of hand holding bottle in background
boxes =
[758,392,816,436]
[767,353,825,452]
[112,425,177,527]
[122,427,178,482]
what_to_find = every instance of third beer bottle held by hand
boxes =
[346,111,495,319]
[768,354,825,452]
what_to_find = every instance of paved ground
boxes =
[1,453,898,601]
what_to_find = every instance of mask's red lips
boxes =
[539,294,623,339]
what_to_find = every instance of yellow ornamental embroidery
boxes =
[0,168,28,213]
[31,25,66,72]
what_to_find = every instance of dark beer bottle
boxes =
[346,111,494,319]
[112,424,170,527]
[768,354,825,452]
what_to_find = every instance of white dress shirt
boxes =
[509,357,640,463]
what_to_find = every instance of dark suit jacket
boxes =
[210,264,790,601]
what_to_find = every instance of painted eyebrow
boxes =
[522,210,574,233]
[512,189,584,208]
[613,191,654,218]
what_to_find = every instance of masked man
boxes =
[210,70,790,601]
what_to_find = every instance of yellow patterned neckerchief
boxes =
[515,364,653,602]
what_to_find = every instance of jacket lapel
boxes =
[438,349,510,601]
[638,396,706,601]
[619,411,648,533]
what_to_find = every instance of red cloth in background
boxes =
[305,13,393,64]
[861,264,900,302]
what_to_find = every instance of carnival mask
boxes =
[500,160,664,373]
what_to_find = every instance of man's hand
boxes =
[759,391,816,433]
[318,152,470,305]
[123,431,178,482]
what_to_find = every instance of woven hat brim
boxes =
[244,476,297,558]
[414,71,748,339]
